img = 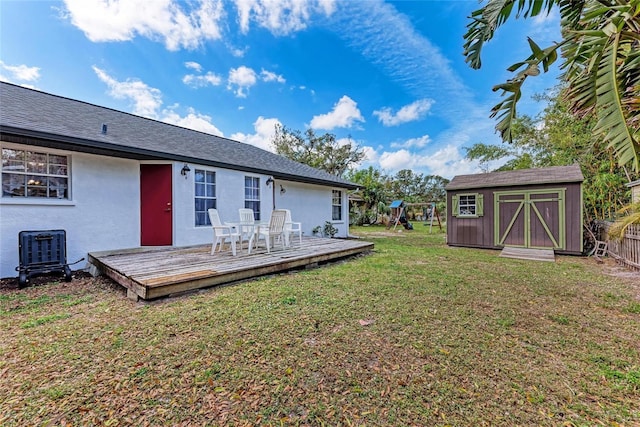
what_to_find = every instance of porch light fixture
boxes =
[266,177,274,186]
[181,163,191,178]
[280,185,286,195]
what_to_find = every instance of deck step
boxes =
[499,246,555,262]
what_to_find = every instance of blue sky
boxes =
[0,0,561,179]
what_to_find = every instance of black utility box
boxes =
[17,229,72,287]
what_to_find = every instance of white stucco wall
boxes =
[1,143,140,278]
[273,180,349,238]
[173,169,350,246]
[172,166,275,247]
[1,142,352,279]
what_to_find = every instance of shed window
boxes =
[452,193,484,217]
[195,169,216,226]
[2,148,69,199]
[245,176,261,220]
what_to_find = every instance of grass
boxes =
[0,225,638,426]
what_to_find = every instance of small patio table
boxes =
[225,221,268,254]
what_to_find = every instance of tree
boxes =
[345,166,389,225]
[464,0,640,172]
[464,87,636,220]
[271,124,365,177]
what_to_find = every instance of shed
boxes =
[445,165,584,255]
[627,179,640,204]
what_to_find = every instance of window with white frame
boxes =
[451,193,484,217]
[332,190,342,221]
[458,194,476,216]
[244,176,261,220]
[1,147,69,199]
[195,169,216,226]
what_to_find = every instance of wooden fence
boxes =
[603,223,640,271]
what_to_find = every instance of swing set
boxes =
[387,200,442,232]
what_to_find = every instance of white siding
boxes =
[274,180,349,238]
[1,144,352,278]
[1,145,139,278]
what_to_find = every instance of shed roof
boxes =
[445,164,584,191]
[0,82,358,189]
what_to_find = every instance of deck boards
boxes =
[88,237,373,300]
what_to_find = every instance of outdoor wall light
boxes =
[266,177,274,186]
[181,163,191,178]
[280,185,286,195]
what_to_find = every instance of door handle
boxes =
[165,202,172,212]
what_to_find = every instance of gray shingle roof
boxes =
[0,82,358,189]
[445,164,584,191]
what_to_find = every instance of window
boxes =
[459,194,476,216]
[195,169,216,226]
[332,190,342,220]
[451,193,484,217]
[1,148,69,199]
[244,176,260,220]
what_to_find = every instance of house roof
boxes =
[445,164,584,191]
[0,82,358,189]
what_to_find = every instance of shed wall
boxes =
[447,182,582,254]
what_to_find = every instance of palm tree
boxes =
[464,0,640,171]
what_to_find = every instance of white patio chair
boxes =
[238,208,256,252]
[256,209,287,253]
[208,209,240,256]
[283,209,302,247]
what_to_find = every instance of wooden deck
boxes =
[88,237,374,300]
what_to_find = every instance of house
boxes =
[0,82,358,279]
[445,165,584,255]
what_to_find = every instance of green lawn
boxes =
[1,226,638,426]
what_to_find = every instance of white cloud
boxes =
[183,71,223,88]
[184,61,203,72]
[234,0,336,35]
[161,107,224,136]
[532,6,559,27]
[373,99,433,126]
[229,45,248,57]
[62,0,224,51]
[0,61,41,84]
[230,116,282,152]
[419,145,476,178]
[93,66,162,118]
[330,2,472,116]
[390,135,430,149]
[379,149,414,171]
[228,65,257,97]
[260,69,285,83]
[359,141,480,178]
[309,95,364,130]
[93,67,223,135]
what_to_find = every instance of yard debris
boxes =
[358,318,375,326]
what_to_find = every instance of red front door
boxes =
[140,164,173,246]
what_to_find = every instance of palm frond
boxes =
[592,32,640,171]
[607,201,640,240]
[463,0,557,69]
[490,40,562,141]
[491,80,524,142]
